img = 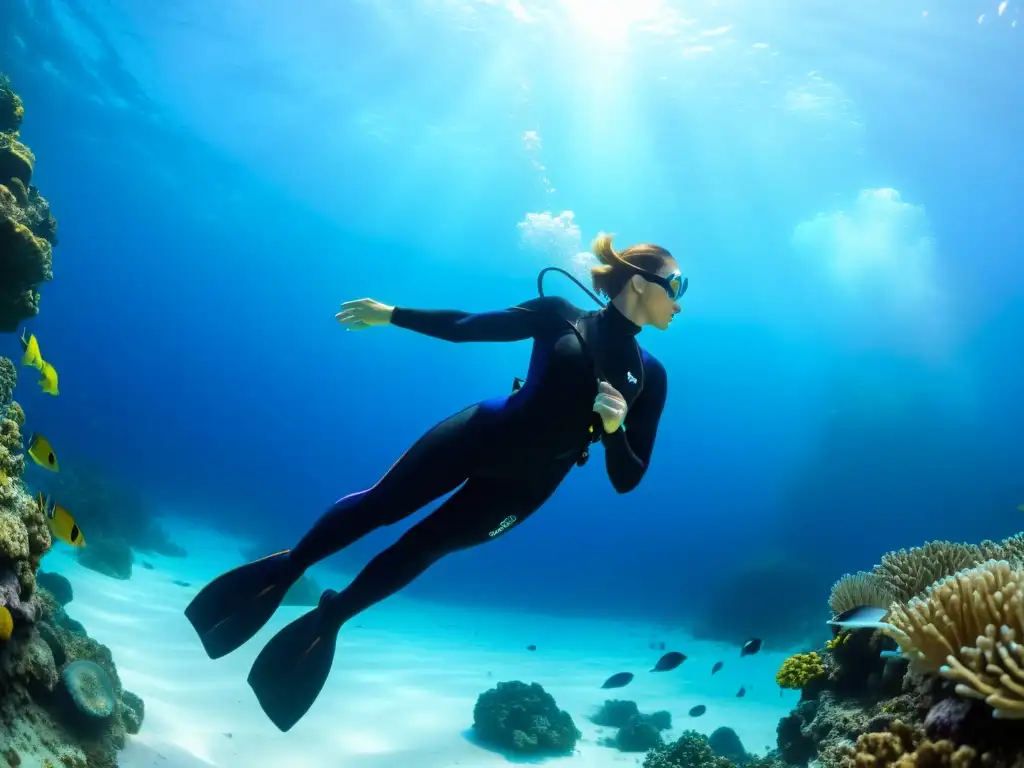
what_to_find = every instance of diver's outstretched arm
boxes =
[338,295,571,343]
[602,354,667,493]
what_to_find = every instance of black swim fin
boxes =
[247,589,342,732]
[184,550,298,660]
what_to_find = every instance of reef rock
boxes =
[0,358,143,767]
[472,680,581,755]
[0,75,57,333]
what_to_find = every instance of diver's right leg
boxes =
[289,402,487,569]
[184,404,485,659]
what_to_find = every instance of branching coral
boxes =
[830,572,896,615]
[881,560,1024,719]
[874,542,985,604]
[979,534,1024,565]
[777,652,826,690]
[839,719,977,768]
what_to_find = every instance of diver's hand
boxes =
[336,298,395,331]
[593,381,627,433]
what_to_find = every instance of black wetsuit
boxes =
[291,296,668,625]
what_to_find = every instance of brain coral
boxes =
[61,660,117,720]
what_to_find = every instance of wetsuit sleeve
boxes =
[389,296,569,343]
[602,354,667,493]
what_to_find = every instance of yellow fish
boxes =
[38,361,59,396]
[20,329,44,370]
[26,433,59,471]
[37,492,85,548]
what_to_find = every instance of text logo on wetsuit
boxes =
[627,371,638,385]
[488,515,517,537]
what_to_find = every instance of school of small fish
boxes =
[591,637,763,717]
[6,330,87,549]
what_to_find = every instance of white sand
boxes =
[38,520,800,767]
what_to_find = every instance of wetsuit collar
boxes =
[599,302,642,337]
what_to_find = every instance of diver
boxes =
[184,233,687,732]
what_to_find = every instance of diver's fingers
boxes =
[336,314,369,331]
[336,309,369,326]
[598,380,624,398]
[594,393,625,410]
[593,395,622,413]
[338,298,371,310]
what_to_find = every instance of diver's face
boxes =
[642,259,683,331]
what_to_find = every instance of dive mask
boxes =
[644,269,687,300]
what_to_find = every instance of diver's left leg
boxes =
[245,464,571,732]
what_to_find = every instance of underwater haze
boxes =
[4,0,1023,627]
[1,0,1023,760]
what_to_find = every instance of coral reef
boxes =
[0,362,143,766]
[829,572,896,616]
[60,660,117,721]
[709,727,751,766]
[777,653,826,691]
[644,730,736,768]
[0,75,57,333]
[0,75,24,135]
[874,542,986,604]
[472,680,580,755]
[775,535,1024,768]
[838,719,978,768]
[0,356,14,408]
[591,699,673,752]
[882,560,1024,718]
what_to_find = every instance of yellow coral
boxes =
[776,651,825,689]
[826,631,851,650]
[882,560,1024,719]
[0,604,12,640]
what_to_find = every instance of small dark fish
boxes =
[736,686,746,698]
[741,638,763,656]
[171,579,191,587]
[688,705,706,717]
[651,651,686,672]
[526,644,537,651]
[648,640,666,651]
[827,605,888,629]
[712,661,723,675]
[601,672,634,689]
[141,561,154,570]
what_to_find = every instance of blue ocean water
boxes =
[1,0,1022,746]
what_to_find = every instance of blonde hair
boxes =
[589,233,674,299]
